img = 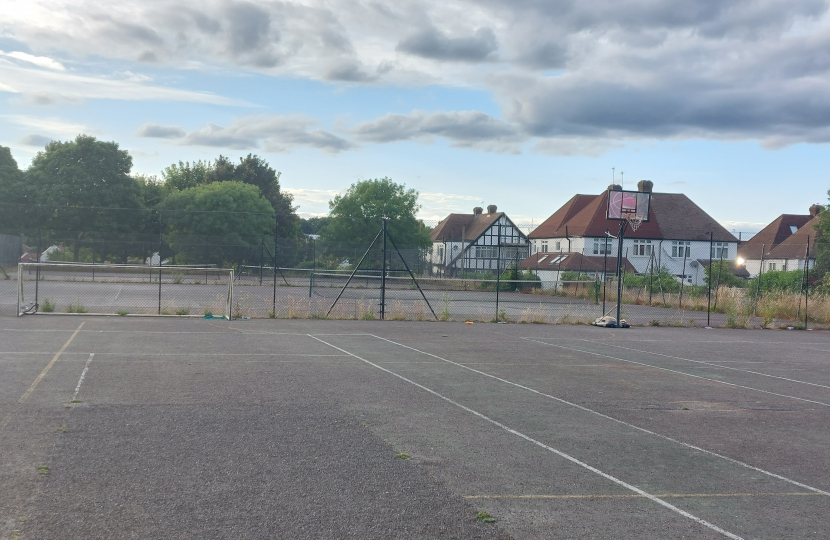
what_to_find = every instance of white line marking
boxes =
[563,338,830,390]
[71,353,94,405]
[309,334,744,540]
[370,335,830,497]
[113,285,123,302]
[522,337,830,408]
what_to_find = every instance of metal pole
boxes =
[35,227,41,308]
[495,220,502,321]
[273,217,278,315]
[380,218,388,320]
[615,221,626,326]
[679,246,688,310]
[754,244,765,316]
[648,248,654,305]
[804,236,810,328]
[707,232,713,326]
[259,238,264,286]
[158,211,162,315]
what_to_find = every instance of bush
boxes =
[749,270,807,296]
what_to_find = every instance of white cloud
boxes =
[0,50,66,70]
[2,115,89,136]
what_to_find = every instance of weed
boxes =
[498,308,508,322]
[725,313,737,328]
[648,320,660,327]
[203,310,213,317]
[66,301,88,314]
[476,511,496,523]
[395,452,411,460]
[117,310,129,316]
[438,294,451,321]
[37,465,50,475]
[361,309,377,320]
[268,310,276,318]
[175,308,190,316]
[70,399,82,403]
[41,298,55,312]
[172,272,184,284]
[57,426,68,433]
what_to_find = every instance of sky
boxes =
[2,0,830,233]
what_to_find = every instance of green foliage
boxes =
[162,160,212,192]
[749,270,808,295]
[622,267,682,293]
[158,182,274,265]
[561,271,594,282]
[0,146,30,229]
[25,135,149,261]
[814,197,830,280]
[703,260,747,288]
[300,216,330,235]
[40,298,55,312]
[322,178,432,250]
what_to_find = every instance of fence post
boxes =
[158,211,162,315]
[754,244,765,316]
[602,236,609,313]
[495,221,502,321]
[804,237,810,328]
[707,231,713,326]
[35,226,41,308]
[380,218,387,320]
[273,219,278,316]
[679,247,688,310]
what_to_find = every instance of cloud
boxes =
[3,115,88,136]
[397,27,498,62]
[137,123,186,139]
[179,115,354,153]
[0,50,66,70]
[325,60,378,82]
[19,134,53,147]
[353,110,524,153]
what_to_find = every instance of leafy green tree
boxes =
[813,195,829,280]
[300,216,330,235]
[322,178,432,250]
[0,146,31,231]
[161,161,212,192]
[25,135,147,261]
[158,181,274,265]
[749,270,808,295]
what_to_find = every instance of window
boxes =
[593,238,611,255]
[555,241,561,251]
[711,242,728,259]
[768,262,777,271]
[789,225,798,234]
[437,246,444,260]
[672,241,691,258]
[632,239,652,256]
[541,241,548,252]
[476,246,498,258]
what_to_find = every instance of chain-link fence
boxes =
[0,222,824,328]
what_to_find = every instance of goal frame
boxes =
[17,262,234,319]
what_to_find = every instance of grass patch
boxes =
[476,511,496,523]
[117,310,129,316]
[70,399,82,403]
[66,301,88,314]
[395,452,411,460]
[175,308,190,315]
[37,465,50,475]
[40,298,55,312]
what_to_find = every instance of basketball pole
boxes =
[615,219,627,328]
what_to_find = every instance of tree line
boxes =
[0,135,432,268]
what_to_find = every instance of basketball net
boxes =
[624,212,644,231]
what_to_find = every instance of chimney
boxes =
[487,204,498,215]
[810,204,822,217]
[473,207,483,216]
[608,184,622,191]
[637,180,653,193]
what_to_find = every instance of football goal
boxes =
[17,263,233,319]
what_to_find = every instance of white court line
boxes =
[71,353,94,405]
[370,335,830,498]
[522,337,830,409]
[560,338,830,390]
[113,285,123,302]
[309,335,743,540]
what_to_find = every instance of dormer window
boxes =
[789,225,798,234]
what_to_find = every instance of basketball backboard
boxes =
[606,189,651,221]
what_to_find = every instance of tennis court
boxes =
[1,316,829,539]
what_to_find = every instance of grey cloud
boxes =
[517,41,568,69]
[397,27,498,62]
[353,110,523,153]
[19,134,53,147]
[180,115,354,153]
[226,2,274,55]
[325,60,377,82]
[137,123,186,139]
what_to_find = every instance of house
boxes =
[525,181,739,286]
[520,251,635,290]
[429,205,529,276]
[737,205,822,276]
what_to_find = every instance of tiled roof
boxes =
[737,214,814,260]
[430,211,520,242]
[520,251,635,273]
[529,191,736,242]
[766,215,819,260]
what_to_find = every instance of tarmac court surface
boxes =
[1,316,829,539]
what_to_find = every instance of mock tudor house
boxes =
[737,205,822,277]
[524,181,738,286]
[429,205,529,276]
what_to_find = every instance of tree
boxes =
[813,195,830,281]
[25,135,148,261]
[0,146,31,231]
[322,178,432,250]
[158,181,274,266]
[161,161,212,192]
[300,216,330,235]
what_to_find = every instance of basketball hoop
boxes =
[624,212,644,231]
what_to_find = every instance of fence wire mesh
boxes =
[0,222,824,329]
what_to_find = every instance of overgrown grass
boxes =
[66,301,88,314]
[40,298,55,312]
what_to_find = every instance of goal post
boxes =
[17,262,233,319]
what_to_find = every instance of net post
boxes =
[380,218,387,320]
[17,263,23,316]
[273,219,278,316]
[707,231,713,327]
[804,237,810,329]
[227,268,234,320]
[495,221,502,321]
